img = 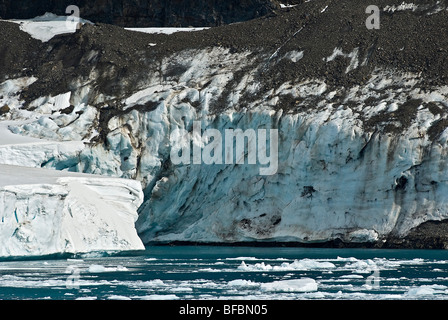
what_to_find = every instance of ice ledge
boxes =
[0,164,145,258]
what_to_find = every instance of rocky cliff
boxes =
[2,0,448,249]
[0,0,280,27]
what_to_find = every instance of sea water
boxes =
[0,246,448,300]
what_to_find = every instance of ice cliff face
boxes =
[0,165,144,257]
[0,78,144,257]
[86,68,448,245]
[2,0,448,248]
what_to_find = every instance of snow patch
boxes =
[10,13,92,42]
[325,47,359,73]
[125,27,209,35]
[384,3,419,13]
[280,4,298,9]
[284,50,304,63]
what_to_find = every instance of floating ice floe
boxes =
[139,294,180,300]
[260,278,318,292]
[228,278,317,293]
[125,27,209,35]
[237,259,336,272]
[405,284,448,297]
[88,264,129,273]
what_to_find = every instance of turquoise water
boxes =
[1,246,448,300]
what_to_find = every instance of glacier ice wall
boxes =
[0,165,145,257]
[128,73,448,244]
[0,77,145,257]
[3,12,448,246]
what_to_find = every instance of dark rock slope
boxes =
[3,0,448,104]
[0,0,279,27]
